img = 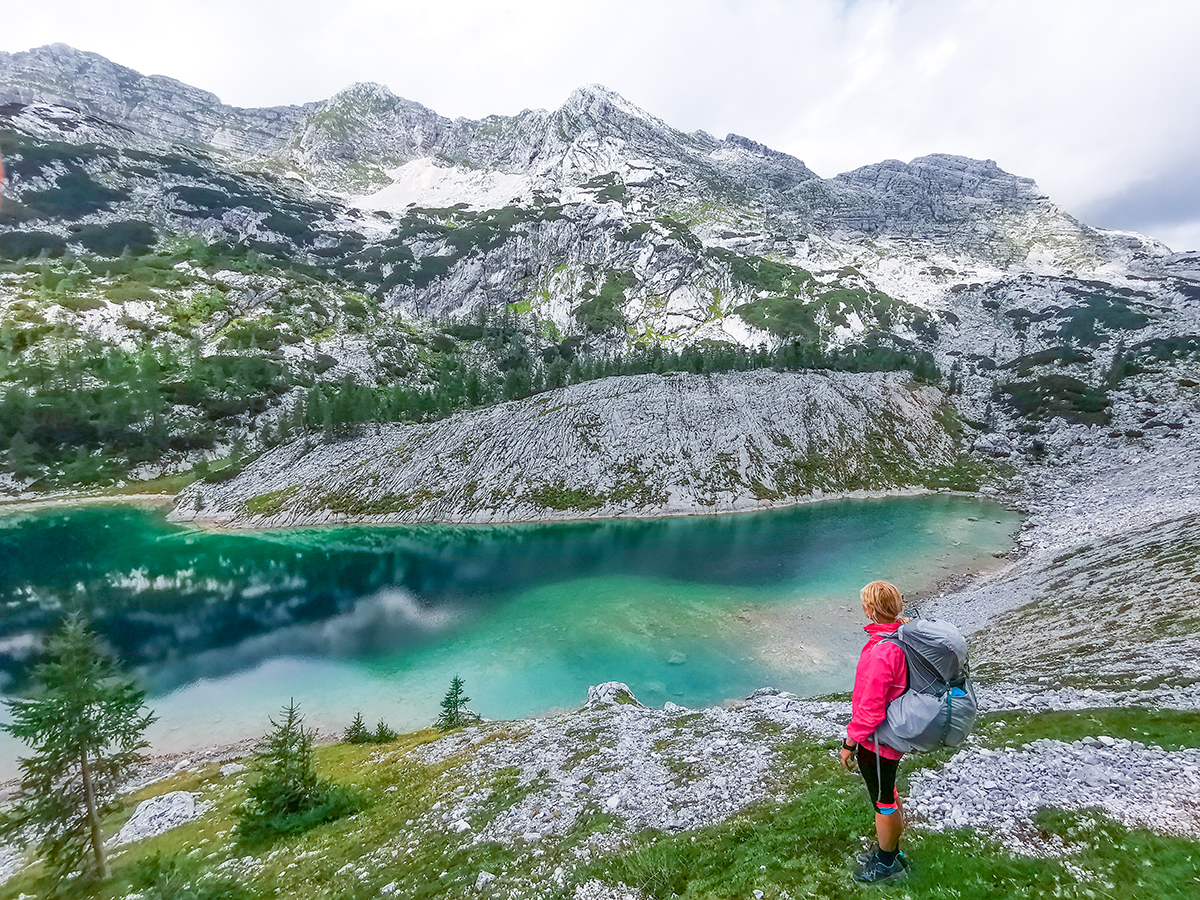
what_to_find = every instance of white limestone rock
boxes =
[0,846,23,888]
[171,370,960,528]
[587,682,642,708]
[474,871,496,891]
[112,791,204,846]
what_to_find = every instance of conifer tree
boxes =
[434,675,476,731]
[1,616,156,886]
[342,711,369,744]
[371,719,397,743]
[236,699,358,844]
[245,699,320,820]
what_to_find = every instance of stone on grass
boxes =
[475,871,496,890]
[113,791,202,846]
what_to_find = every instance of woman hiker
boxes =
[840,579,911,883]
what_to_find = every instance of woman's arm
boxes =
[846,641,907,744]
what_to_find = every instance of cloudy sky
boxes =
[5,0,1199,250]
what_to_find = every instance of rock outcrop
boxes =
[112,790,205,846]
[171,370,960,527]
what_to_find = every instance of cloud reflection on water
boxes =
[143,587,465,692]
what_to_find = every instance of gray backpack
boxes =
[872,619,977,754]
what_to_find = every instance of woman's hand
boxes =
[840,742,857,771]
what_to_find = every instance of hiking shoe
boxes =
[853,849,909,884]
[855,844,879,865]
[854,846,908,868]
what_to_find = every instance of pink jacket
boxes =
[847,621,908,760]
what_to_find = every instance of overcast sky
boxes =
[5,0,1199,251]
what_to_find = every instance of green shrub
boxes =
[371,720,397,743]
[236,700,361,846]
[343,711,370,743]
[124,852,259,900]
[575,270,635,333]
[734,295,821,339]
[220,317,284,350]
[0,231,66,259]
[998,374,1111,425]
[341,711,396,745]
[527,481,606,510]
[616,222,652,242]
[21,171,127,218]
[105,282,162,303]
[74,220,157,256]
[1056,289,1154,346]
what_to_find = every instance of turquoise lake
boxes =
[0,496,1019,778]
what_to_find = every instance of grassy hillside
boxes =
[3,702,1199,900]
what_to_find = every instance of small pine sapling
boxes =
[237,699,359,844]
[343,711,369,744]
[372,720,397,743]
[435,675,479,731]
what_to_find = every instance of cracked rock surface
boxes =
[112,790,208,846]
[172,370,957,528]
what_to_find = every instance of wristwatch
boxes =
[842,740,856,751]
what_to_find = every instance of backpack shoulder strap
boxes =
[881,632,946,694]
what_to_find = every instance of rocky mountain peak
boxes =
[722,133,808,167]
[0,43,218,125]
[838,153,1044,203]
[0,43,315,156]
[324,81,399,106]
[562,83,649,117]
[555,83,677,143]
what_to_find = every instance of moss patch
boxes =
[244,486,299,516]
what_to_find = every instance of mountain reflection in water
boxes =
[0,496,1018,772]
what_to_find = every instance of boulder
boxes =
[973,432,1014,457]
[475,871,496,891]
[586,682,642,708]
[112,791,202,846]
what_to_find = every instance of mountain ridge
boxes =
[0,43,1087,239]
[0,42,1196,514]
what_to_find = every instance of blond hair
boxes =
[861,580,906,623]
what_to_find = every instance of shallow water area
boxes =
[0,495,1019,778]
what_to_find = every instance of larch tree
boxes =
[1,616,156,886]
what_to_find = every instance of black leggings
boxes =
[857,744,900,814]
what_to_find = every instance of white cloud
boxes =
[1139,222,1200,254]
[3,0,1198,246]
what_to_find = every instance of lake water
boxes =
[0,496,1019,778]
